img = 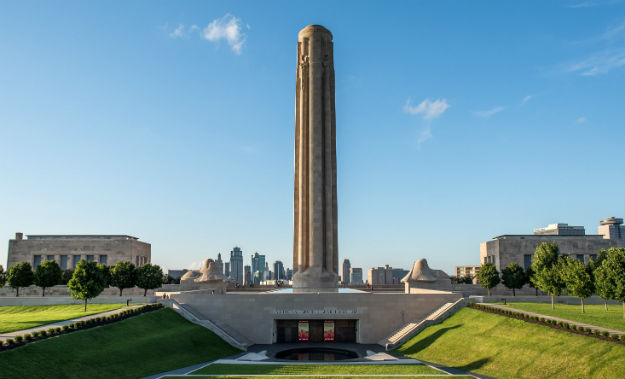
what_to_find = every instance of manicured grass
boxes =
[0,308,241,379]
[167,377,474,379]
[193,363,440,375]
[395,308,625,379]
[497,302,625,332]
[0,304,129,333]
[166,376,474,379]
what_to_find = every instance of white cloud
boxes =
[169,24,185,38]
[521,95,533,104]
[403,98,450,120]
[565,49,625,76]
[473,106,504,118]
[202,14,247,54]
[416,125,433,146]
[575,116,587,123]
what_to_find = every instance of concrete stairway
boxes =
[379,297,466,351]
[163,299,252,351]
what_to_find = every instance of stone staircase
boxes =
[379,297,466,351]
[163,299,252,351]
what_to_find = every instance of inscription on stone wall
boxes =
[271,309,359,315]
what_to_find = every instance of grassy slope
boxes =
[499,302,625,332]
[167,377,474,379]
[193,364,440,375]
[0,308,241,379]
[0,304,129,333]
[395,308,625,379]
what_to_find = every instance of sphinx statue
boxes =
[179,258,227,293]
[401,258,452,293]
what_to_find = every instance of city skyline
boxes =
[1,1,624,274]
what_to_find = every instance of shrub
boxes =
[48,328,55,334]
[593,329,601,336]
[39,330,47,337]
[55,327,61,333]
[571,325,577,331]
[585,327,592,333]
[5,339,14,345]
[23,333,32,341]
[539,317,545,322]
[620,334,625,342]
[602,331,610,337]
[611,334,620,340]
[15,336,23,343]
[62,325,69,331]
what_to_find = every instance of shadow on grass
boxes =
[455,357,491,371]
[398,324,462,354]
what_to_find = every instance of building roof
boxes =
[492,234,605,240]
[26,235,139,240]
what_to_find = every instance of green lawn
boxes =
[165,377,474,379]
[497,302,625,332]
[0,304,130,333]
[166,377,474,379]
[0,308,241,379]
[395,308,625,379]
[192,363,441,375]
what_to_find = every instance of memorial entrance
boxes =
[275,319,357,343]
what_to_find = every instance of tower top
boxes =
[298,24,333,40]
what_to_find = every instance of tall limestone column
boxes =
[292,25,339,291]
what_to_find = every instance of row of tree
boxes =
[0,260,164,297]
[477,245,625,315]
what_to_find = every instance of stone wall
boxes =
[170,290,461,345]
[0,295,157,306]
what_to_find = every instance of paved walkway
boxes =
[0,304,143,342]
[483,303,624,336]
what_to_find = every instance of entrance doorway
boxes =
[275,319,357,343]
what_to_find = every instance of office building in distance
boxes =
[6,233,150,270]
[229,247,244,284]
[367,265,394,285]
[341,259,351,284]
[455,265,480,278]
[480,218,623,271]
[349,267,363,284]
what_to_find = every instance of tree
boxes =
[98,263,111,287]
[597,248,625,319]
[136,263,164,296]
[525,266,539,296]
[68,260,107,311]
[501,263,527,296]
[477,263,500,296]
[110,261,136,296]
[0,265,6,288]
[561,256,594,313]
[592,250,614,311]
[7,262,34,296]
[60,269,74,285]
[530,242,565,309]
[34,260,62,296]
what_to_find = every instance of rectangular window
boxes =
[523,254,532,270]
[46,255,54,261]
[33,255,42,267]
[99,255,107,265]
[73,255,81,269]
[576,254,584,262]
[60,255,68,269]
[590,254,597,262]
[86,255,94,262]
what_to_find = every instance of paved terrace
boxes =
[0,304,143,342]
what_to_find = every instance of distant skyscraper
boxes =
[224,262,230,278]
[229,247,244,284]
[251,252,266,286]
[341,259,351,285]
[350,267,363,285]
[598,217,625,247]
[244,265,252,286]
[286,267,293,280]
[367,265,393,285]
[216,253,224,274]
[274,261,286,281]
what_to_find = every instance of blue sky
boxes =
[1,1,624,274]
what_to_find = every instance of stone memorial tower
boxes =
[292,25,339,291]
